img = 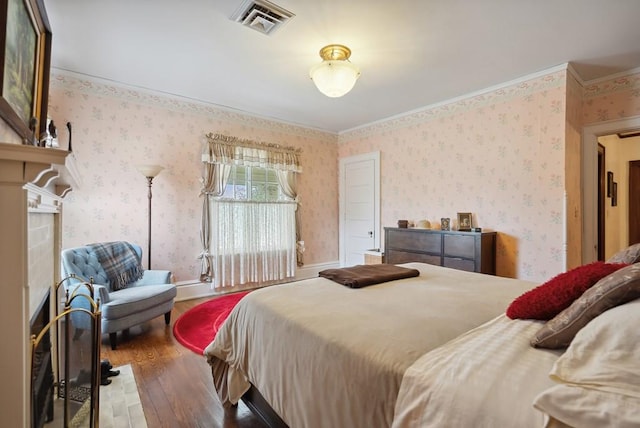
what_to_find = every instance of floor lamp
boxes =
[136,164,164,269]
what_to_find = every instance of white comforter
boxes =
[205,263,536,428]
[392,315,564,428]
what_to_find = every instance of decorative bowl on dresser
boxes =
[384,227,497,275]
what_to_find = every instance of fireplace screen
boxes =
[31,278,102,427]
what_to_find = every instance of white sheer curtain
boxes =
[210,200,297,288]
[201,133,302,289]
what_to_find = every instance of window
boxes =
[221,165,287,202]
[199,133,302,287]
[210,165,297,288]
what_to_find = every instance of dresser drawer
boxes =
[386,249,440,266]
[443,234,476,259]
[387,229,441,253]
[443,257,476,272]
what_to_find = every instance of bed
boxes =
[204,259,640,428]
[204,262,535,427]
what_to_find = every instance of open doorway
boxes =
[592,130,640,260]
[583,117,640,263]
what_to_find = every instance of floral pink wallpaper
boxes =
[45,67,640,285]
[564,72,585,270]
[48,71,339,282]
[582,71,640,125]
[338,68,640,282]
[339,72,569,281]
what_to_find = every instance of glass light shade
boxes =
[136,164,164,178]
[310,60,360,98]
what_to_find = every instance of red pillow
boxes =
[506,261,628,320]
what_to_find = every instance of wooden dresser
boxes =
[384,227,497,275]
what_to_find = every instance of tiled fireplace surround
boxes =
[29,213,56,321]
[29,213,57,428]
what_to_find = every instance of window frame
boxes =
[220,164,289,202]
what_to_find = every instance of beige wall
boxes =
[600,134,624,257]
[48,71,340,282]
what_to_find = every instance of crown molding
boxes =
[582,68,640,99]
[340,64,569,140]
[50,68,338,141]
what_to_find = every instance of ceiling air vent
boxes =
[230,0,294,35]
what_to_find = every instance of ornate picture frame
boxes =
[0,0,51,144]
[457,212,472,231]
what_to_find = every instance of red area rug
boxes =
[173,291,251,355]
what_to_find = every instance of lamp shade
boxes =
[310,44,360,98]
[136,164,164,178]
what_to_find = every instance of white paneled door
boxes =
[339,152,380,266]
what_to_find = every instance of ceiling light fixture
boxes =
[309,44,360,98]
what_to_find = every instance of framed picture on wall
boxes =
[612,182,618,206]
[607,171,614,197]
[457,212,472,231]
[0,0,52,144]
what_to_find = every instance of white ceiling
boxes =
[45,0,640,134]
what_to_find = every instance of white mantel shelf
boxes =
[0,142,80,193]
[0,142,80,212]
[0,141,68,163]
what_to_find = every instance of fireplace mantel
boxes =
[0,142,78,427]
[0,142,80,206]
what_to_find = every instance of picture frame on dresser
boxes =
[0,0,52,144]
[457,212,472,231]
[441,218,450,231]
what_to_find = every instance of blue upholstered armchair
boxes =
[61,242,177,350]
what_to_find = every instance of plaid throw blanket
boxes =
[89,242,144,291]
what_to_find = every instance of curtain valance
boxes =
[202,133,302,172]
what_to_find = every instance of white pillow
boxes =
[536,384,639,428]
[533,298,640,427]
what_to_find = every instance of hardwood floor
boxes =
[99,296,266,428]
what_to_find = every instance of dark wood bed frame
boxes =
[242,384,289,428]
